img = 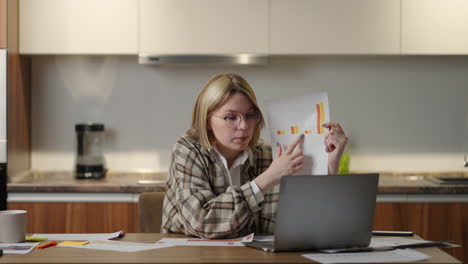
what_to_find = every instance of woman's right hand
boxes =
[254,134,305,193]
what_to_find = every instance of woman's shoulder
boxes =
[172,135,213,161]
[252,138,272,159]
[173,135,203,152]
[254,138,271,149]
[175,135,199,145]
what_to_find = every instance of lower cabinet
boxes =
[374,203,468,263]
[8,202,139,233]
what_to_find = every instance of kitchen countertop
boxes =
[7,171,168,193]
[6,171,468,194]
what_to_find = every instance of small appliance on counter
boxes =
[75,123,106,179]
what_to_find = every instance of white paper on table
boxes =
[253,235,273,242]
[0,242,40,254]
[319,237,434,253]
[58,240,173,252]
[155,233,254,247]
[303,249,431,263]
[31,230,123,241]
[264,92,329,175]
[370,237,432,248]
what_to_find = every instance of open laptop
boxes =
[244,173,379,252]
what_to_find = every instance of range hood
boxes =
[138,54,269,65]
[139,1,269,65]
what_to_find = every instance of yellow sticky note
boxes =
[58,241,90,246]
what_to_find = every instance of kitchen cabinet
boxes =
[17,0,468,56]
[5,0,31,177]
[139,0,268,55]
[373,203,408,231]
[8,202,139,233]
[374,203,468,263]
[402,0,468,54]
[270,0,400,54]
[19,0,138,54]
[0,0,5,48]
[407,203,468,263]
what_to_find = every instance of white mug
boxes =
[0,210,27,243]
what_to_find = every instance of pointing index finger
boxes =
[286,134,304,155]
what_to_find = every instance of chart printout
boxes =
[264,92,329,175]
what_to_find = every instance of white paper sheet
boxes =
[320,237,434,253]
[31,230,123,241]
[58,240,173,252]
[303,249,431,263]
[253,235,273,242]
[0,242,39,254]
[155,233,254,247]
[264,92,329,175]
[370,237,431,248]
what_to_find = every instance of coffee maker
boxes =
[75,123,106,179]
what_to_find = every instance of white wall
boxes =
[31,56,468,172]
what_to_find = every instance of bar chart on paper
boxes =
[265,93,330,175]
[276,101,327,136]
[316,102,326,134]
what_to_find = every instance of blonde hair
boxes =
[186,73,265,149]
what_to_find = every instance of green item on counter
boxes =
[338,153,350,174]
[25,236,48,242]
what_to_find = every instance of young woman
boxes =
[161,73,348,238]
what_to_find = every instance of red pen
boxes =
[37,241,58,249]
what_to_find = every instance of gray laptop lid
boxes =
[272,173,379,252]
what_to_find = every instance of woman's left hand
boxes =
[323,122,348,174]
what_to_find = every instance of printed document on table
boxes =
[303,249,431,263]
[264,92,329,175]
[370,237,432,248]
[31,230,123,241]
[58,240,173,252]
[0,242,40,254]
[155,233,254,247]
[320,237,446,253]
[253,235,273,242]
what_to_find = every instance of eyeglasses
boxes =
[211,112,260,128]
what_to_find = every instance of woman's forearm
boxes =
[254,171,278,194]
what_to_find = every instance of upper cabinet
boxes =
[0,0,6,48]
[402,0,468,54]
[19,0,138,54]
[17,0,468,56]
[270,0,400,55]
[139,0,268,55]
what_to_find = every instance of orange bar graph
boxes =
[290,126,299,134]
[316,104,321,134]
[316,102,326,134]
[320,102,325,134]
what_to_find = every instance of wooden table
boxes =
[0,234,461,264]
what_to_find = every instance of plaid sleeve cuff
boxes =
[240,182,263,213]
[250,181,265,204]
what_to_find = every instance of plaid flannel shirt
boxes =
[161,135,279,239]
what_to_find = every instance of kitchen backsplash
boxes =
[31,56,468,172]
